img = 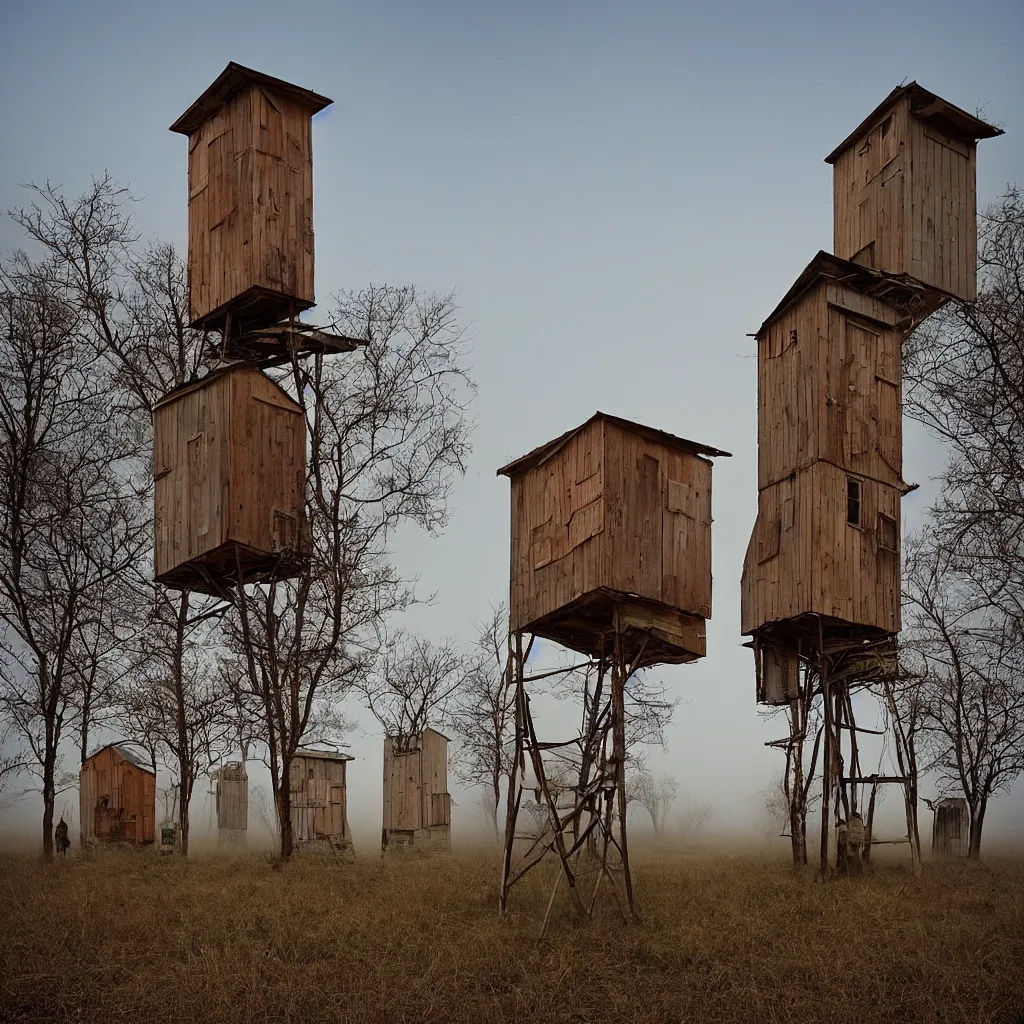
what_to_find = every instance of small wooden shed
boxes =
[826,82,1002,304]
[79,743,156,846]
[289,748,353,852]
[170,63,332,333]
[741,252,927,657]
[498,413,730,664]
[214,762,248,842]
[153,365,308,594]
[932,797,969,857]
[382,728,451,852]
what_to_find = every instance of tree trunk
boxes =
[491,772,501,843]
[42,763,55,861]
[277,756,294,858]
[969,797,987,858]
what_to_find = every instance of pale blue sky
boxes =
[1,0,1021,842]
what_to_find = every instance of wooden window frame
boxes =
[878,512,898,553]
[846,478,862,528]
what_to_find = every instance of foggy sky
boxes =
[1,0,1022,844]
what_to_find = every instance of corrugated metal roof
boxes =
[294,746,355,762]
[824,81,1003,165]
[85,742,156,774]
[170,62,332,136]
[497,412,731,478]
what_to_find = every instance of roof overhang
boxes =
[825,81,1002,165]
[170,61,332,136]
[497,411,731,478]
[755,250,948,338]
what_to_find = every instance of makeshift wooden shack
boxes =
[153,365,308,594]
[741,251,929,696]
[498,412,731,665]
[170,62,331,333]
[79,743,156,846]
[932,797,969,857]
[289,748,353,853]
[382,728,451,852]
[214,762,248,843]
[826,82,1002,304]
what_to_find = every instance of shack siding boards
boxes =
[153,367,307,583]
[79,746,156,846]
[741,464,901,634]
[832,92,981,303]
[182,81,317,326]
[289,753,349,845]
[508,417,714,636]
[383,729,451,843]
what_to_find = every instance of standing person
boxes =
[54,817,70,856]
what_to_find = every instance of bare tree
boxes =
[448,605,515,840]
[230,285,475,857]
[903,533,1024,856]
[626,767,679,835]
[904,186,1024,627]
[361,633,475,750]
[675,795,714,837]
[0,246,149,858]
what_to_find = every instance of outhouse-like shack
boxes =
[498,412,730,664]
[153,366,308,594]
[289,748,353,852]
[826,82,1002,304]
[79,743,156,846]
[170,62,332,333]
[932,797,969,857]
[382,728,451,852]
[215,762,248,842]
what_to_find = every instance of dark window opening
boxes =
[878,513,898,552]
[308,768,315,780]
[880,115,892,139]
[847,479,861,526]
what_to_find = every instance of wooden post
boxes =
[612,611,636,920]
[818,617,832,878]
[499,632,525,913]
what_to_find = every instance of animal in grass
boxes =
[54,817,70,856]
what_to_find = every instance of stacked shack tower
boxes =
[741,84,1001,875]
[157,62,362,598]
[498,413,729,931]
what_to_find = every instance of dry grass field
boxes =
[1,844,1022,1024]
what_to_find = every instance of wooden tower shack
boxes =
[170,62,331,334]
[500,412,729,666]
[827,83,1002,304]
[214,762,248,843]
[289,748,353,853]
[156,64,363,596]
[931,797,969,857]
[742,82,1000,878]
[382,728,451,852]
[79,744,156,846]
[498,412,729,929]
[153,366,308,594]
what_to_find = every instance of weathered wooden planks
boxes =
[79,744,156,846]
[500,413,728,661]
[827,83,1000,304]
[382,728,451,851]
[153,366,308,592]
[171,64,331,331]
[289,749,352,849]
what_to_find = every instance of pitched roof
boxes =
[170,62,332,136]
[824,81,1003,164]
[754,250,942,337]
[86,742,156,774]
[294,746,354,762]
[152,364,300,413]
[497,412,731,478]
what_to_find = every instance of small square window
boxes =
[847,479,861,527]
[878,513,898,552]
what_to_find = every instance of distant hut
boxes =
[290,748,353,853]
[79,744,156,846]
[932,797,969,857]
[215,762,248,844]
[382,728,451,852]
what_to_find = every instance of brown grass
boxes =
[1,844,1022,1024]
